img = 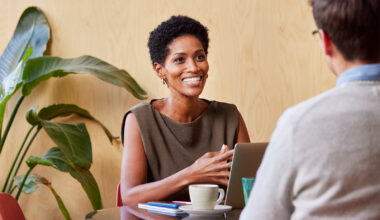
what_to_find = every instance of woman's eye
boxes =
[196,55,206,61]
[174,57,185,63]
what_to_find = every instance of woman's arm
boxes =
[237,111,251,143]
[120,113,233,205]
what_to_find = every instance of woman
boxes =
[120,15,250,205]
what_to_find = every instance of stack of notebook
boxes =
[138,202,188,216]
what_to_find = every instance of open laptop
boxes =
[224,142,268,208]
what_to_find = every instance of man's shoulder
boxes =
[285,82,379,123]
[280,88,338,125]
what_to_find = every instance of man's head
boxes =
[310,0,380,66]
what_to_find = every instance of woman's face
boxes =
[155,34,209,98]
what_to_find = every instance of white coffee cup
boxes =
[189,184,225,210]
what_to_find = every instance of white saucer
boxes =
[179,205,232,216]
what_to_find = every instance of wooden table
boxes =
[85,205,242,220]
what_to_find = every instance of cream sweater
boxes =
[241,81,380,220]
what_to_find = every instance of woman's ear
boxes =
[320,30,333,57]
[154,63,166,80]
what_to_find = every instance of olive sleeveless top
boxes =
[121,99,239,201]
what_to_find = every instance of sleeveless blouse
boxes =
[121,99,239,201]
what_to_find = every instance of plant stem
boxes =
[9,185,17,194]
[7,126,42,193]
[0,95,25,154]
[2,126,35,192]
[15,165,34,200]
[47,183,72,220]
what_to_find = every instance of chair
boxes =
[116,183,123,207]
[0,193,26,220]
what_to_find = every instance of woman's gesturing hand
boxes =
[185,144,234,186]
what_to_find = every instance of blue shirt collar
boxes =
[336,63,380,87]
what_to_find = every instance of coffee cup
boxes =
[189,184,224,210]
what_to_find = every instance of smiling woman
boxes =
[120,15,251,205]
[156,35,209,99]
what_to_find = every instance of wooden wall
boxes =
[0,0,335,219]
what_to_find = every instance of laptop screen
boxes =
[224,142,268,208]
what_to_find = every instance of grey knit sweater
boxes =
[241,81,380,220]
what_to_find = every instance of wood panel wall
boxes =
[0,0,335,219]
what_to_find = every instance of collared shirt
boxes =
[336,63,380,87]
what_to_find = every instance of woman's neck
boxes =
[161,95,207,123]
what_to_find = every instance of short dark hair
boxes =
[309,0,380,62]
[148,15,209,65]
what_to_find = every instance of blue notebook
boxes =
[138,202,184,214]
[146,202,180,209]
[148,209,188,217]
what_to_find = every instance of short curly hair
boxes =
[148,15,209,66]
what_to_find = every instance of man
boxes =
[240,0,380,219]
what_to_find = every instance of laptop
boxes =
[224,142,268,208]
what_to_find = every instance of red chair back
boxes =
[116,183,123,207]
[0,193,26,220]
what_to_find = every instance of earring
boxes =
[162,79,169,88]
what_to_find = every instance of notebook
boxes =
[224,142,268,208]
[138,202,187,216]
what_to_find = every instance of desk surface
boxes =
[86,205,242,220]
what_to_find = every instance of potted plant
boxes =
[0,6,146,219]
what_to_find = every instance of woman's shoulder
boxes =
[122,100,154,125]
[127,100,153,113]
[121,100,155,143]
[206,99,238,113]
[204,100,239,133]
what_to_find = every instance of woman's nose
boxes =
[186,59,199,72]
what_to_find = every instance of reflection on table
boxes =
[86,205,242,220]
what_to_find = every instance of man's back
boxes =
[241,80,380,219]
[289,80,380,219]
[241,1,380,219]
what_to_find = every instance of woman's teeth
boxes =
[183,76,201,82]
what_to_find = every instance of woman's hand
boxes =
[184,144,234,186]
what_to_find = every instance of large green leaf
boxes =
[39,122,102,209]
[69,167,103,210]
[27,146,102,210]
[41,121,92,169]
[38,104,92,120]
[38,104,115,142]
[0,6,49,138]
[27,147,70,172]
[26,104,116,142]
[22,56,147,99]
[0,7,50,81]
[0,62,23,131]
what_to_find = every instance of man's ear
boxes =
[154,63,166,80]
[320,30,333,57]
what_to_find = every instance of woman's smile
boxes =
[182,75,204,87]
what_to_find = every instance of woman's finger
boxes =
[215,162,232,171]
[219,144,229,154]
[211,177,229,186]
[202,151,220,158]
[214,149,234,161]
[209,170,230,178]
